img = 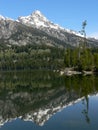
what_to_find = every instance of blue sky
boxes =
[0,0,98,38]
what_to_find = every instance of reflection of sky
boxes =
[0,94,98,130]
[90,94,98,101]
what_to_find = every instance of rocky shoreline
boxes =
[59,68,94,76]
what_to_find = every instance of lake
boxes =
[0,71,98,130]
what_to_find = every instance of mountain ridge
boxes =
[17,10,83,37]
[0,10,98,48]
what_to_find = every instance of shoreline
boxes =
[59,68,97,76]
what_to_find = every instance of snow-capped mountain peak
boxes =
[18,10,63,30]
[18,10,83,38]
[32,10,42,16]
[31,10,47,20]
[18,10,48,27]
[0,10,98,47]
[31,10,49,23]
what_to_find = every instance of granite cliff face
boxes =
[0,10,98,48]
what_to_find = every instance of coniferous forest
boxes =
[0,44,65,71]
[0,43,98,72]
[64,47,98,72]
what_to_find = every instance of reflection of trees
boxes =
[0,71,64,91]
[82,96,90,124]
[65,75,98,95]
[64,75,98,124]
[0,72,98,125]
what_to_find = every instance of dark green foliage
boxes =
[64,47,98,71]
[0,44,65,71]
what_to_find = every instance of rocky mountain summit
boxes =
[0,10,98,48]
[18,10,82,36]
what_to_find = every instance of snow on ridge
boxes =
[0,15,14,21]
[0,15,5,20]
[18,10,84,37]
[0,10,86,38]
[88,36,98,40]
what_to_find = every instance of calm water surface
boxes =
[0,71,98,130]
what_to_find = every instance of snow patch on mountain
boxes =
[0,15,5,20]
[0,15,14,21]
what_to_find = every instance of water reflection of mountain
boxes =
[0,71,98,126]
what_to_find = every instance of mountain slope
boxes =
[18,10,98,47]
[0,17,68,47]
[0,10,98,48]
